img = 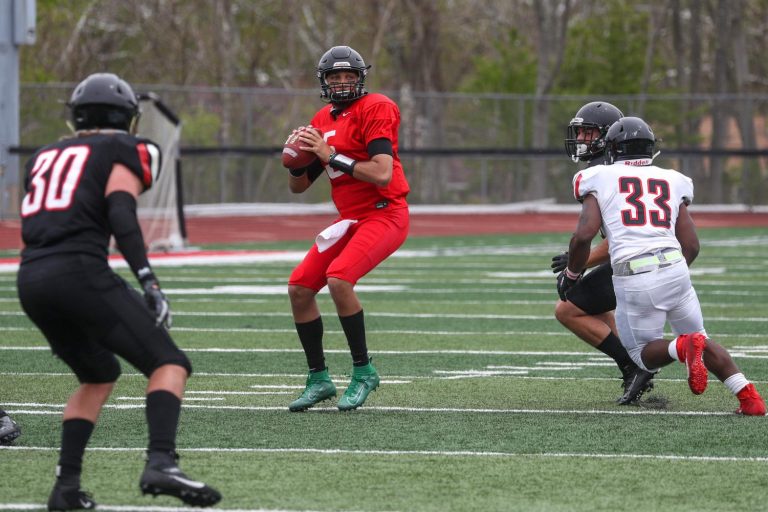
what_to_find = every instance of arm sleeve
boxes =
[290,159,325,182]
[305,159,326,183]
[106,191,154,283]
[367,138,393,158]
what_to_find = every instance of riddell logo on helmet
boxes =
[333,62,351,68]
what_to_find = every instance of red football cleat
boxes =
[683,333,708,395]
[674,335,687,362]
[736,383,766,416]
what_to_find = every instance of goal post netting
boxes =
[135,93,186,251]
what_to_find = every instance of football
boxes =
[282,128,318,169]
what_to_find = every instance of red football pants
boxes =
[289,207,409,291]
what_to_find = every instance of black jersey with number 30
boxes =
[20,132,161,263]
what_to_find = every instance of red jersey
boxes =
[309,93,409,219]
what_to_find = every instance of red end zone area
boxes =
[2,211,768,250]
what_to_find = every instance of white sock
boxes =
[667,339,682,362]
[723,373,749,395]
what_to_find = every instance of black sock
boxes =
[596,332,633,370]
[339,310,368,366]
[296,317,325,372]
[146,390,180,457]
[57,418,95,487]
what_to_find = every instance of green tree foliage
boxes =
[460,4,664,97]
[556,5,661,95]
[557,9,648,94]
[460,29,536,94]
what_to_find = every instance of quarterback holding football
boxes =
[282,46,410,412]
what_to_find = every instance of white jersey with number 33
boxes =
[573,158,694,264]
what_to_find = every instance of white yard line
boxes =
[2,371,767,386]
[191,390,299,394]
[2,285,766,296]
[3,345,768,356]
[1,310,767,323]
[6,296,755,307]
[0,505,379,512]
[0,402,745,417]
[2,445,767,463]
[4,327,767,338]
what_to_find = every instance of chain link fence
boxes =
[11,84,768,214]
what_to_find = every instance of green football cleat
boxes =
[288,368,337,412]
[338,362,380,411]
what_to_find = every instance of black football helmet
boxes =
[68,73,139,132]
[605,116,656,162]
[564,101,624,163]
[317,46,370,104]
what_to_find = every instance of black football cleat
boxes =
[47,484,96,511]
[617,367,656,405]
[140,453,222,507]
[0,413,21,445]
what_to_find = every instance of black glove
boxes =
[556,270,581,301]
[551,251,568,274]
[140,275,172,329]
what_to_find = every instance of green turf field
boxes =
[1,228,767,511]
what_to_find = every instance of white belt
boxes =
[612,249,683,276]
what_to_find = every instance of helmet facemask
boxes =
[564,101,623,163]
[565,122,608,163]
[320,69,367,104]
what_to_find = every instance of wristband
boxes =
[289,168,307,178]
[328,152,357,176]
[137,267,158,286]
[565,268,581,280]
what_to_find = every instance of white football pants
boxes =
[612,260,706,371]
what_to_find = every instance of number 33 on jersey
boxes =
[572,159,694,262]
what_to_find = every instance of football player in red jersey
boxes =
[17,73,221,510]
[284,46,410,412]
